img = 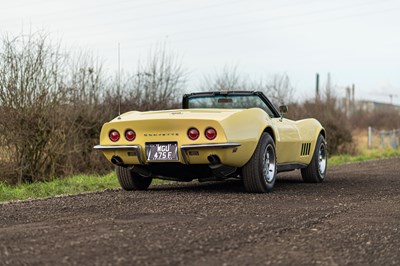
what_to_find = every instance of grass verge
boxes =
[0,173,120,203]
[1,149,399,202]
[329,148,400,166]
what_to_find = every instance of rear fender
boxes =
[220,108,276,166]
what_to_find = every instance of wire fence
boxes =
[368,127,400,149]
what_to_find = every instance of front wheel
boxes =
[301,134,327,183]
[242,133,277,193]
[116,166,153,191]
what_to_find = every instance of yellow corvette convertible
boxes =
[94,91,327,193]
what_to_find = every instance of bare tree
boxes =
[201,65,246,91]
[200,66,294,105]
[0,32,67,183]
[61,51,108,174]
[0,32,110,183]
[263,73,294,105]
[122,43,187,111]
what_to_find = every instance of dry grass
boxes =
[352,129,369,152]
[353,128,400,151]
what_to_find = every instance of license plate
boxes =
[146,143,179,161]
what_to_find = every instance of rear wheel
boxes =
[242,133,277,193]
[301,134,327,183]
[116,166,152,191]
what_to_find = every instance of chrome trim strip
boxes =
[180,143,241,149]
[93,145,144,164]
[94,145,140,150]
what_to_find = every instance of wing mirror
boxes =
[279,105,288,121]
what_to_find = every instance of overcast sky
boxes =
[1,0,400,105]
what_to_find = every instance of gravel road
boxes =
[1,158,399,266]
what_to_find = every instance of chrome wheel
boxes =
[263,144,276,183]
[243,133,276,193]
[318,142,327,176]
[301,134,327,183]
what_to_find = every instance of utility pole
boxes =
[345,86,350,117]
[351,84,355,115]
[388,94,398,105]
[315,73,320,102]
[326,72,331,99]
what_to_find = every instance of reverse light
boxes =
[188,128,200,140]
[205,127,217,140]
[109,130,120,142]
[125,129,136,141]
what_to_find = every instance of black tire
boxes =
[116,166,152,191]
[242,133,277,193]
[301,134,327,183]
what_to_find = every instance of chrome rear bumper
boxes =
[94,142,241,165]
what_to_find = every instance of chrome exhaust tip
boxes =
[111,156,124,166]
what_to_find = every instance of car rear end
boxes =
[94,109,243,169]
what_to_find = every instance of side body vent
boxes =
[300,143,312,156]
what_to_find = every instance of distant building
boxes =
[357,100,400,113]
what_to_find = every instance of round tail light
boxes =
[109,130,120,142]
[125,129,136,141]
[188,128,199,140]
[205,127,217,140]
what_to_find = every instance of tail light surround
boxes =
[109,130,120,142]
[205,127,217,140]
[125,129,136,141]
[188,128,200,140]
